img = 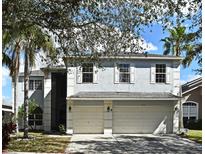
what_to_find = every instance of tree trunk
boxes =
[23,50,29,138]
[14,76,19,133]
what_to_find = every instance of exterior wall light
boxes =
[69,106,72,111]
[107,106,112,112]
[107,106,110,112]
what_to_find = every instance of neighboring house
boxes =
[182,77,202,129]
[15,53,182,134]
[2,104,13,124]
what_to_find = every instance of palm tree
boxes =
[161,26,201,70]
[21,25,55,138]
[161,25,202,131]
[3,25,55,138]
[161,26,187,56]
[3,30,22,133]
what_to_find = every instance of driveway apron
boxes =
[65,134,202,154]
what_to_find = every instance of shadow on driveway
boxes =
[66,134,202,154]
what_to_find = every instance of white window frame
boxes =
[155,64,166,83]
[29,113,43,130]
[29,80,43,91]
[82,63,94,83]
[118,63,130,83]
[182,101,198,120]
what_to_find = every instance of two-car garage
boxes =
[71,100,174,134]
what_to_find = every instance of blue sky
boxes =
[141,24,201,83]
[2,24,201,105]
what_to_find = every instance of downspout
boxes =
[178,85,183,133]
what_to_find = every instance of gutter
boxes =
[67,97,179,101]
[64,56,182,60]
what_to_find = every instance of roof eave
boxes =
[99,56,182,60]
[64,56,182,60]
[67,97,179,101]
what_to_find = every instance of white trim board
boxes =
[68,97,179,101]
[182,85,202,95]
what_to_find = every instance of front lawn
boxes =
[184,130,202,143]
[7,132,70,153]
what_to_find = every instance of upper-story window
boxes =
[119,64,130,83]
[156,64,166,83]
[29,80,42,90]
[82,63,93,83]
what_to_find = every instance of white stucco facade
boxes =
[15,55,181,133]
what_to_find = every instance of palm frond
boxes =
[2,51,11,67]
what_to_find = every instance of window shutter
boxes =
[76,66,82,83]
[130,64,135,83]
[114,63,119,83]
[166,66,171,84]
[93,63,98,83]
[150,64,155,84]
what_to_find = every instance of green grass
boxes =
[7,132,70,153]
[184,130,202,143]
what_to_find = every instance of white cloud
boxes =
[187,74,201,81]
[180,74,201,84]
[2,67,12,105]
[180,80,187,85]
[140,39,158,52]
[2,96,12,105]
[2,67,11,87]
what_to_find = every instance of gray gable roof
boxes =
[182,77,202,94]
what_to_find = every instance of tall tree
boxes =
[21,25,55,138]
[161,26,201,73]
[3,29,23,133]
[3,24,55,138]
[3,0,201,61]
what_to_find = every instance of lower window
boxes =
[183,102,198,120]
[28,107,43,129]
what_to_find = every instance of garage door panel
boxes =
[74,114,103,119]
[113,103,172,134]
[73,102,104,134]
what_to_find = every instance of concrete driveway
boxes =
[65,134,202,154]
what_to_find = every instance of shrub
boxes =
[184,119,202,130]
[58,124,66,134]
[2,122,16,149]
[18,99,39,119]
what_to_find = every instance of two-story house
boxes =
[16,53,181,134]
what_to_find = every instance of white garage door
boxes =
[113,103,172,134]
[73,102,104,134]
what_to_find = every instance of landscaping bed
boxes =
[182,130,202,143]
[6,132,70,153]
